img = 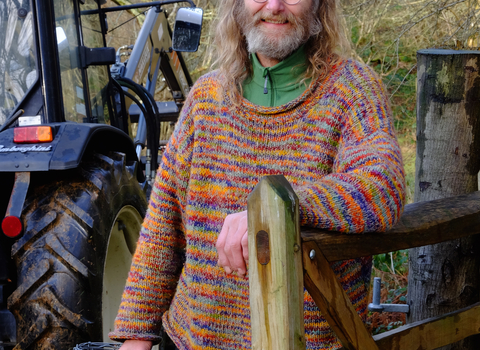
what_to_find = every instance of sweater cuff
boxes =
[108,331,162,345]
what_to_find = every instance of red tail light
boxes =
[14,126,53,143]
[2,216,23,238]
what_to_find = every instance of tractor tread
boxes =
[45,234,89,278]
[81,168,103,191]
[8,151,148,349]
[57,193,94,230]
[12,314,50,350]
[7,259,50,308]
[41,286,91,330]
[11,210,57,257]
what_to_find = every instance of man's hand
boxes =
[216,210,249,276]
[119,340,152,350]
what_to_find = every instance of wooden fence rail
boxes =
[247,175,480,350]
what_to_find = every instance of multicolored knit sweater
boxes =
[110,59,406,349]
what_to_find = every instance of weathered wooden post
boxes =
[247,175,305,350]
[409,49,480,349]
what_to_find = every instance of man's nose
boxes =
[265,0,286,13]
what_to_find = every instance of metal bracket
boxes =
[79,46,116,69]
[5,172,30,219]
[368,277,410,314]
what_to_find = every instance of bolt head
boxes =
[18,8,28,18]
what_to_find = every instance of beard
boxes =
[236,2,322,61]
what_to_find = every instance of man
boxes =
[110,0,406,349]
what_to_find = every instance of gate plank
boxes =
[303,240,379,350]
[373,302,480,350]
[302,191,480,262]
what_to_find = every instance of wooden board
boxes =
[302,240,379,350]
[302,191,480,262]
[373,302,480,350]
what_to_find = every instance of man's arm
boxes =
[109,93,195,343]
[294,66,405,233]
[217,63,406,275]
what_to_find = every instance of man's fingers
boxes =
[236,215,249,275]
[119,340,152,350]
[225,232,246,275]
[224,213,248,275]
[216,222,231,271]
[241,230,249,263]
[216,211,249,276]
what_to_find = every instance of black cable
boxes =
[115,80,154,150]
[117,77,160,148]
[108,78,129,132]
[117,80,157,144]
[118,76,160,130]
[118,77,161,150]
[124,79,161,167]
[122,89,152,152]
[122,91,148,126]
[121,83,156,157]
[116,79,159,172]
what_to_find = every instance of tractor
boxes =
[0,0,202,348]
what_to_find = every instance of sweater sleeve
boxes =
[109,91,196,343]
[294,64,406,233]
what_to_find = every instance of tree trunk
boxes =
[408,49,480,349]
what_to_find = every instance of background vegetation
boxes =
[341,0,480,332]
[104,0,480,333]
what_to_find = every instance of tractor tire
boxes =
[7,151,148,350]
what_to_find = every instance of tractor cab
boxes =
[0,0,113,127]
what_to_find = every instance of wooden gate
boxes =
[248,175,480,350]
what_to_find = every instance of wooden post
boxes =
[247,175,305,350]
[409,49,480,349]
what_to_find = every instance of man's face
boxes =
[238,0,321,61]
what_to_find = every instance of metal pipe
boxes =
[81,0,195,16]
[134,54,162,156]
[373,277,381,306]
[368,277,410,314]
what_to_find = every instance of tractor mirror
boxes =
[172,7,203,52]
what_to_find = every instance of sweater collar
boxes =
[249,45,309,94]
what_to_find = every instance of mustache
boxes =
[250,11,299,26]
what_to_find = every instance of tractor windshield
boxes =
[54,0,110,124]
[0,0,37,125]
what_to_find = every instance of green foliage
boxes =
[343,0,480,202]
[384,280,408,304]
[370,320,404,335]
[373,250,408,275]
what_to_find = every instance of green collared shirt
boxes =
[242,46,311,107]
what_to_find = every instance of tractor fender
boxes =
[0,123,137,172]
